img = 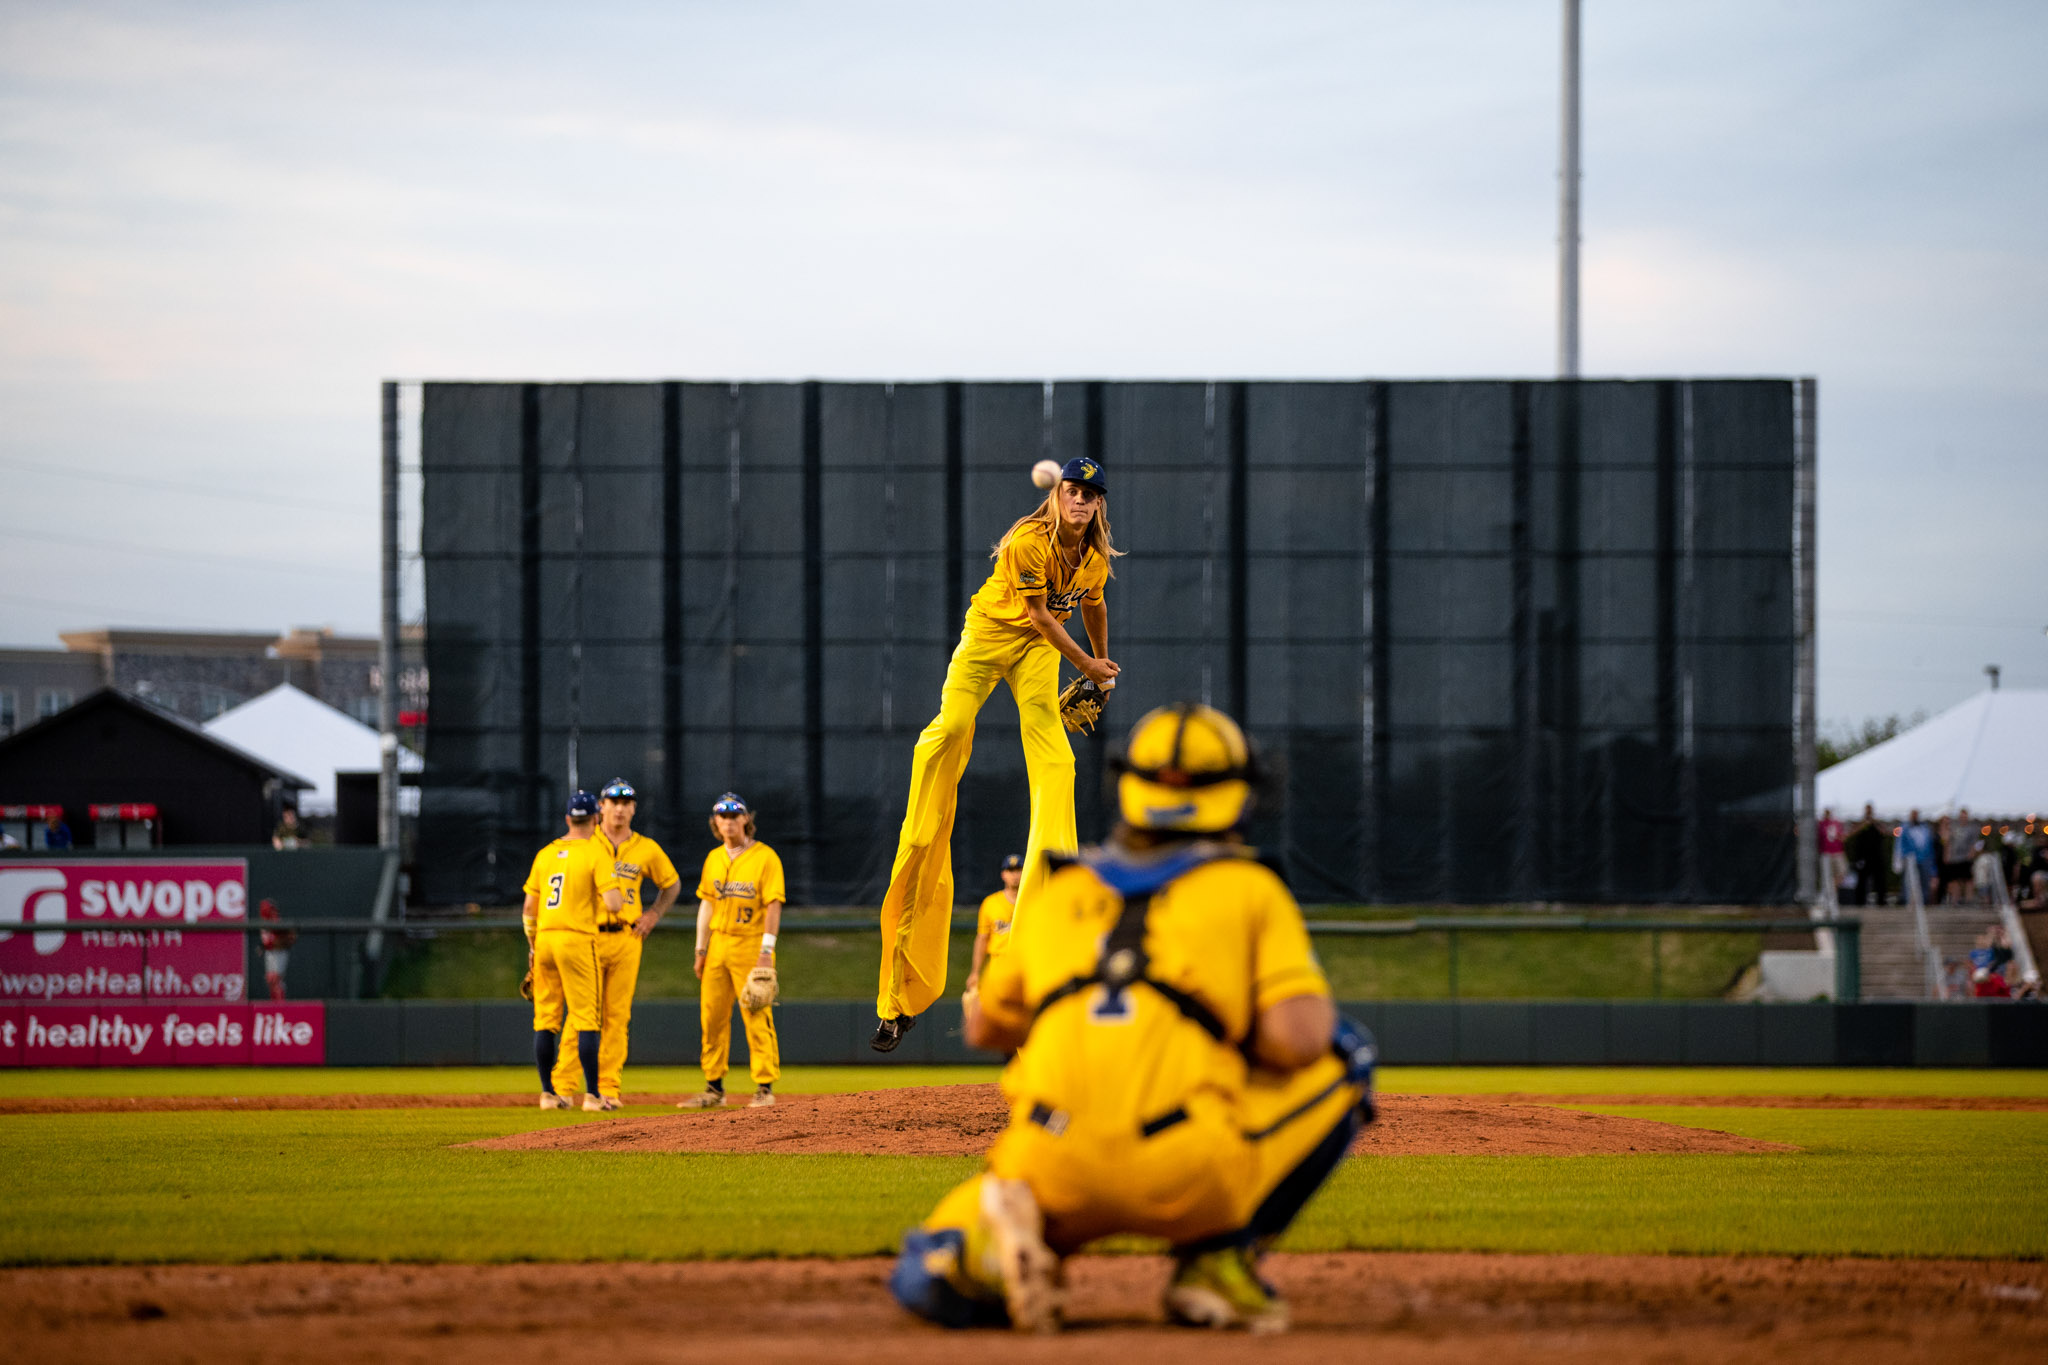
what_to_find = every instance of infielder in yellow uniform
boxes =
[678,793,786,1109]
[964,852,1022,994]
[889,704,1378,1335]
[522,790,625,1113]
[549,778,681,1106]
[873,458,1123,1052]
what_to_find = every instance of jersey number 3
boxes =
[546,873,564,908]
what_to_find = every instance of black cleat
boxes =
[870,1013,919,1053]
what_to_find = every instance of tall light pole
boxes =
[1558,0,1581,378]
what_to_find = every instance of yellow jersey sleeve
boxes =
[695,849,720,903]
[758,847,786,906]
[977,892,1012,938]
[1003,527,1052,599]
[1251,874,1329,1015]
[522,845,554,899]
[643,841,680,889]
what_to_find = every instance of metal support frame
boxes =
[1557,0,1581,378]
[1793,378,1818,905]
[378,382,400,851]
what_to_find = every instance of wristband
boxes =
[761,933,777,952]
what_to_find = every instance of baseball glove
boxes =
[1057,676,1111,734]
[740,963,779,1011]
[518,965,534,1001]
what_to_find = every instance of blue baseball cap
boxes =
[711,792,749,816]
[601,778,637,802]
[567,790,600,817]
[1059,457,1106,494]
[1001,853,1024,871]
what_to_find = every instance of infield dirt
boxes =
[11,1253,2042,1364]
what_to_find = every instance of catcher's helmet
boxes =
[1111,703,1260,834]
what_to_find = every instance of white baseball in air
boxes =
[1032,459,1062,489]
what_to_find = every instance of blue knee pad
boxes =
[889,1228,1009,1329]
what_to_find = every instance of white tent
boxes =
[1817,687,2048,819]
[204,684,422,818]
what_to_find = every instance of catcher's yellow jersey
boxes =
[595,829,678,926]
[976,890,1016,941]
[978,853,1327,1129]
[970,520,1108,628]
[697,840,786,937]
[522,836,614,935]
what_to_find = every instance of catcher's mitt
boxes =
[518,966,534,1002]
[1057,676,1111,734]
[740,964,779,1011]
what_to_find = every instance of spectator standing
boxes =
[1845,805,1889,905]
[272,808,303,850]
[1972,823,2008,906]
[1941,808,1977,903]
[258,899,296,1001]
[1817,808,1847,910]
[1895,810,1937,904]
[42,810,72,850]
[2020,832,2048,910]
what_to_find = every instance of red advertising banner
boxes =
[0,1002,325,1067]
[0,861,250,1005]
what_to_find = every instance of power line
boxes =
[0,525,369,578]
[0,457,372,514]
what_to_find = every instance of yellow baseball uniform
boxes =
[697,840,785,1085]
[877,518,1110,1020]
[975,889,1016,961]
[928,850,1360,1253]
[551,828,679,1098]
[522,835,613,1035]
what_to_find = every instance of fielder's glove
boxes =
[740,963,779,1011]
[518,966,534,1002]
[1057,676,1111,734]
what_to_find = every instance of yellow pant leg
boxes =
[876,630,1006,1019]
[536,931,601,1033]
[1236,1053,1362,1226]
[598,931,642,1096]
[1003,638,1076,936]
[987,1100,1249,1254]
[729,945,780,1085]
[700,936,739,1082]
[530,941,567,1033]
[553,931,640,1096]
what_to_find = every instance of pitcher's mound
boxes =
[467,1085,1793,1157]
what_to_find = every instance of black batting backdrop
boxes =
[417,380,1805,907]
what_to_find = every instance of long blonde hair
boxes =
[992,483,1125,578]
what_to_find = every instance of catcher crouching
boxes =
[678,792,785,1110]
[888,703,1377,1335]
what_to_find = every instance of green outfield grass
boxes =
[378,921,1762,1001]
[3,1102,2042,1264]
[5,1065,2044,1100]
[0,1065,1001,1098]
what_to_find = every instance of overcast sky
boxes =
[1,1,2041,729]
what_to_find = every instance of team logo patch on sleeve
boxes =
[1019,571,1040,587]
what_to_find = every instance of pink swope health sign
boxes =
[0,861,250,1004]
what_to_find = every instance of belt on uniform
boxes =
[1026,1101,1189,1140]
[598,922,630,934]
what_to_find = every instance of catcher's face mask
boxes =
[1113,703,1257,833]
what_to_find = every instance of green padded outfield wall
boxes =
[416,380,1809,907]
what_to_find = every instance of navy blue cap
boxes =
[1059,457,1106,493]
[711,792,749,816]
[601,778,637,801]
[1001,853,1024,871]
[567,790,600,817]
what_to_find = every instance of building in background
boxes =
[0,688,312,846]
[0,627,426,733]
